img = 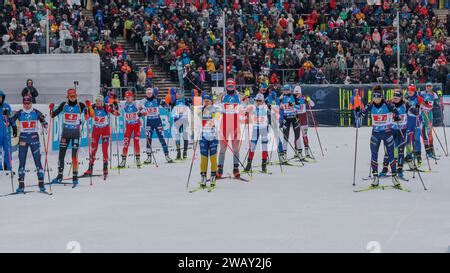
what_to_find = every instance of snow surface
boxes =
[1,127,450,253]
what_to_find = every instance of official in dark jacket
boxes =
[21,79,38,103]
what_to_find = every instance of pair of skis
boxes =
[354,185,411,193]
[362,174,410,182]
[189,174,251,193]
[189,181,216,193]
[1,190,53,198]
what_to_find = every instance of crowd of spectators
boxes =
[1,0,449,95]
[0,0,148,98]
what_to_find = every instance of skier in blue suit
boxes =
[8,96,48,193]
[0,90,14,172]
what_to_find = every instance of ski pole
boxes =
[307,102,324,156]
[186,130,200,190]
[109,114,113,170]
[44,114,53,192]
[279,121,305,166]
[418,115,433,169]
[144,129,158,167]
[86,116,93,186]
[269,114,283,173]
[352,117,360,187]
[423,111,448,157]
[440,97,448,156]
[222,138,251,177]
[246,115,252,177]
[411,149,427,191]
[41,122,52,193]
[272,127,283,174]
[7,126,14,193]
[114,116,120,175]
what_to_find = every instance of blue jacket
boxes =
[0,90,13,134]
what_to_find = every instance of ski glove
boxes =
[12,126,17,138]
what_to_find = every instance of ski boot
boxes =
[38,180,46,193]
[244,159,252,172]
[416,153,423,167]
[305,147,313,159]
[103,162,108,180]
[397,168,404,179]
[72,177,79,188]
[428,144,436,159]
[392,174,402,189]
[210,172,217,188]
[176,146,182,160]
[200,172,207,189]
[404,153,412,163]
[379,166,389,177]
[216,165,223,179]
[371,173,380,187]
[183,148,188,159]
[136,155,141,169]
[233,164,240,179]
[118,155,127,168]
[279,152,288,164]
[144,152,152,164]
[83,163,93,177]
[261,159,268,173]
[51,174,63,184]
[165,154,174,163]
[15,181,25,194]
[296,149,305,161]
[425,144,433,158]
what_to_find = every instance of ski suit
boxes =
[200,105,219,175]
[278,94,300,153]
[382,100,409,171]
[0,91,13,171]
[419,91,439,155]
[404,93,423,159]
[51,100,87,179]
[295,94,315,150]
[141,96,169,155]
[120,101,145,156]
[9,108,47,182]
[247,103,270,161]
[360,101,399,175]
[87,104,118,167]
[218,92,241,170]
[171,98,191,154]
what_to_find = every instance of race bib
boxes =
[125,112,138,121]
[202,119,215,132]
[64,113,80,126]
[254,115,267,125]
[175,107,185,115]
[146,107,159,116]
[224,103,239,114]
[372,114,389,126]
[21,120,37,132]
[297,104,306,114]
[94,116,108,127]
[397,114,407,126]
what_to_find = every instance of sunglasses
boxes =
[68,95,77,99]
[23,102,31,105]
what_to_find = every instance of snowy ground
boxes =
[1,127,450,253]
